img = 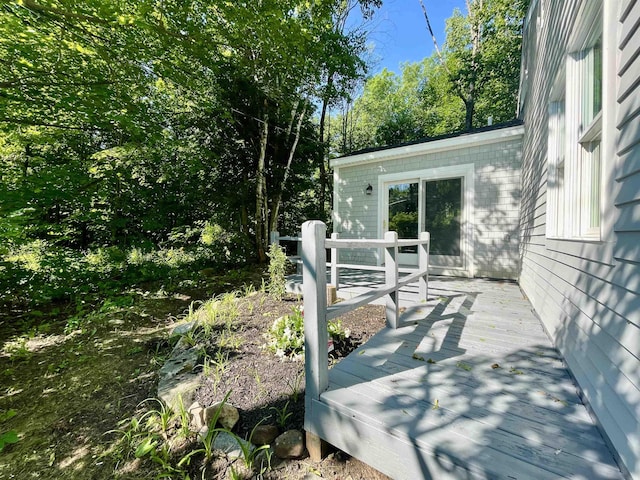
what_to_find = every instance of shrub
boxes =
[0,219,255,308]
[199,222,224,246]
[266,307,347,360]
[267,306,305,359]
[267,243,287,300]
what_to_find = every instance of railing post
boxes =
[302,221,328,403]
[419,231,430,301]
[269,231,279,246]
[330,232,339,291]
[384,231,399,329]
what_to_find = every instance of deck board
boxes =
[302,276,624,480]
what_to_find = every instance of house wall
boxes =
[519,1,640,478]
[332,131,523,279]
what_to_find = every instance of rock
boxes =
[157,343,202,410]
[213,431,253,459]
[157,372,201,411]
[159,346,201,377]
[189,401,205,430]
[250,424,279,446]
[204,402,239,431]
[197,425,209,442]
[172,293,191,301]
[171,321,196,337]
[274,429,305,459]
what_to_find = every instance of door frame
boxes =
[378,163,475,277]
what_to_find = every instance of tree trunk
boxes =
[340,101,350,153]
[23,144,31,179]
[464,0,481,130]
[464,96,474,131]
[269,105,307,234]
[255,109,269,263]
[318,75,333,217]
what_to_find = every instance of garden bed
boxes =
[0,276,390,479]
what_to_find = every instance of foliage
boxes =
[327,319,349,341]
[267,243,288,301]
[266,306,306,359]
[229,429,271,474]
[287,371,304,402]
[0,0,382,277]
[442,0,528,129]
[106,390,275,479]
[332,0,527,153]
[0,410,19,453]
[266,306,347,360]
[0,231,249,307]
[270,401,293,429]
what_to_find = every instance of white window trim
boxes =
[547,75,566,239]
[546,2,603,242]
[545,1,616,264]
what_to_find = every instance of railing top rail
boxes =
[328,263,423,274]
[326,235,430,250]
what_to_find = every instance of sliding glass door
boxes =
[384,176,465,270]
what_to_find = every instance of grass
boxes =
[0,265,264,480]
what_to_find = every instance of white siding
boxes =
[333,134,523,279]
[519,1,640,478]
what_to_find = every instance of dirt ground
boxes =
[0,274,391,480]
[195,294,390,479]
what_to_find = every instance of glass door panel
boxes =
[424,178,463,267]
[387,182,418,254]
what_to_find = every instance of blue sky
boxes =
[354,0,468,75]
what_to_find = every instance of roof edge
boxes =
[330,121,524,169]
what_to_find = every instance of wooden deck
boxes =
[298,275,624,479]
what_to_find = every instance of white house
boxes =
[518,1,639,478]
[330,1,639,477]
[331,121,523,280]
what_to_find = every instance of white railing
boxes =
[328,232,428,292]
[301,220,430,402]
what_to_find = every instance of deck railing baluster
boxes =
[419,231,430,301]
[330,232,339,292]
[384,231,399,329]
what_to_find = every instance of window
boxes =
[548,94,566,237]
[547,7,602,240]
[577,33,602,238]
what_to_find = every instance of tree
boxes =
[211,0,380,261]
[332,0,527,154]
[315,0,380,218]
[425,0,528,130]
[0,0,380,263]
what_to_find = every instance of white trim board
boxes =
[330,125,524,169]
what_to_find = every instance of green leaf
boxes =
[0,410,17,423]
[456,361,472,371]
[0,431,19,451]
[135,436,157,458]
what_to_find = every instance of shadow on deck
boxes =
[289,273,624,480]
